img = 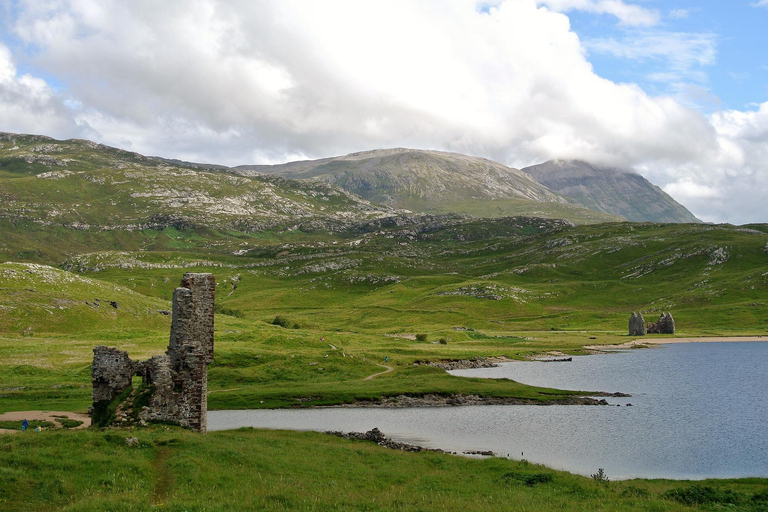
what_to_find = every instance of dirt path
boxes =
[207,387,243,394]
[151,446,174,506]
[363,364,394,381]
[0,410,91,434]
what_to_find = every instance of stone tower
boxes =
[91,273,215,432]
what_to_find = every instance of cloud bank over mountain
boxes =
[0,0,766,224]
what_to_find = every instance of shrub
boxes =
[590,468,609,484]
[503,471,553,487]
[58,419,84,429]
[621,486,650,498]
[415,333,427,342]
[662,485,741,506]
[214,305,244,318]
[438,338,448,344]
[271,316,291,328]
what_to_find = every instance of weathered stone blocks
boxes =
[91,273,215,432]
[628,311,675,335]
[647,312,675,335]
[628,312,646,336]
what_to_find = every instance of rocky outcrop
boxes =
[326,428,444,453]
[91,273,215,432]
[415,358,499,371]
[629,312,646,336]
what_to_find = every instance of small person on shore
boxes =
[21,419,28,431]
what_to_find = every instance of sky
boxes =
[1,0,767,224]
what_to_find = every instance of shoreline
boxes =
[585,335,765,351]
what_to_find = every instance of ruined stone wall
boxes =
[628,312,646,336]
[628,311,675,335]
[91,272,215,432]
[92,346,135,403]
[647,312,675,334]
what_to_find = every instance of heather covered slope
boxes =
[522,159,701,223]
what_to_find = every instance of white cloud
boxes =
[0,43,77,137]
[752,0,768,7]
[0,0,766,223]
[587,31,717,84]
[668,9,690,19]
[536,0,660,26]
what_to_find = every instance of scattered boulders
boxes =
[125,437,139,447]
[330,393,612,408]
[415,358,498,371]
[463,450,494,456]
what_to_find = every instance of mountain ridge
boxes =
[522,159,701,224]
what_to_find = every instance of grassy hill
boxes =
[0,132,397,233]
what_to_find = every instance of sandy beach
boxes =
[0,410,91,434]
[585,336,765,351]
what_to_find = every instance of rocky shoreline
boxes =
[326,427,495,456]
[327,392,625,408]
[413,357,506,371]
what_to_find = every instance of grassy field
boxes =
[1,219,767,412]
[2,426,768,511]
[1,218,767,510]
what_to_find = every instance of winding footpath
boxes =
[363,364,394,381]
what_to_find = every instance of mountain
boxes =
[236,148,561,203]
[0,132,397,233]
[232,148,626,223]
[521,159,701,223]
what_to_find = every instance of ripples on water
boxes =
[208,342,768,479]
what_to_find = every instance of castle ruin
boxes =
[628,312,646,336]
[91,273,215,432]
[646,312,675,335]
[628,311,675,336]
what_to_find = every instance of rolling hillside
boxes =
[0,132,397,232]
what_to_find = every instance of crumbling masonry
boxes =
[628,311,675,336]
[628,312,646,336]
[91,273,215,432]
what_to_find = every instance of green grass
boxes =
[0,420,54,430]
[2,426,766,511]
[1,220,766,412]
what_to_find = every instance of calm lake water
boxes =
[208,342,768,480]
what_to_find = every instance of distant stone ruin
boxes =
[628,312,646,336]
[646,312,675,335]
[91,273,215,432]
[628,311,675,335]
